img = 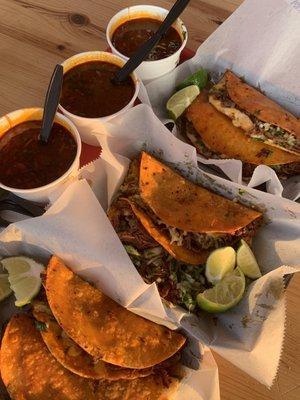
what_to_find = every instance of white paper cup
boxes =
[0,108,81,203]
[106,5,188,82]
[59,51,140,146]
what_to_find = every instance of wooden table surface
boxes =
[0,1,299,399]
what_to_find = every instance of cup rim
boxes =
[106,5,188,64]
[0,108,82,194]
[59,51,140,121]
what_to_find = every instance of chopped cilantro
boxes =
[124,245,141,257]
[35,321,47,332]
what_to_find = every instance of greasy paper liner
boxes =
[145,0,300,201]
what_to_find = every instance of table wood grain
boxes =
[0,1,299,399]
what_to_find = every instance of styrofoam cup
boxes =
[0,108,81,203]
[106,5,188,82]
[59,51,140,146]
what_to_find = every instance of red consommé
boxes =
[112,18,183,60]
[0,120,77,189]
[60,61,135,118]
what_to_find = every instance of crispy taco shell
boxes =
[129,201,209,265]
[225,71,300,139]
[139,152,262,234]
[0,314,96,400]
[45,256,185,369]
[186,92,299,166]
[33,301,153,381]
[96,369,181,400]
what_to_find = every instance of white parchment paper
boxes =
[145,0,300,200]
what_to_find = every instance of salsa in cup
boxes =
[59,51,140,145]
[0,120,77,189]
[60,61,135,119]
[0,108,81,202]
[106,5,188,81]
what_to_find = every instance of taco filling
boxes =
[108,152,263,312]
[209,74,299,153]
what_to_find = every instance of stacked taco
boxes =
[0,256,186,400]
[108,151,264,312]
[177,70,300,177]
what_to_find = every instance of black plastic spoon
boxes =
[112,0,190,84]
[0,191,44,227]
[39,64,64,143]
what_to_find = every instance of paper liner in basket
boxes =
[145,0,300,200]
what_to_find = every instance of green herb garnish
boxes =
[124,245,141,257]
[35,321,47,332]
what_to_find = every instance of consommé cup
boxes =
[0,108,81,204]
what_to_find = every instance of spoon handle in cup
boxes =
[39,64,63,143]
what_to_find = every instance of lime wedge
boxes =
[176,68,208,91]
[197,268,245,313]
[205,246,236,285]
[237,240,262,279]
[0,274,12,302]
[166,85,200,120]
[1,257,45,307]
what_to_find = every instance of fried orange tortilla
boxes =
[129,201,209,265]
[32,301,153,381]
[96,370,180,400]
[186,92,299,166]
[139,152,262,234]
[225,70,300,139]
[0,314,96,400]
[45,256,186,369]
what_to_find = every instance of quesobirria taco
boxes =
[177,70,300,177]
[0,256,185,400]
[108,151,263,312]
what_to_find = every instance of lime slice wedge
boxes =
[205,246,236,285]
[0,274,12,302]
[1,257,45,307]
[237,239,262,279]
[176,68,208,91]
[197,268,246,313]
[166,85,200,120]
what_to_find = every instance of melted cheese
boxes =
[209,95,254,131]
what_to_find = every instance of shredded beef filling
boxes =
[109,198,209,311]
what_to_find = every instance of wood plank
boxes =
[0,0,240,115]
[0,2,299,400]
